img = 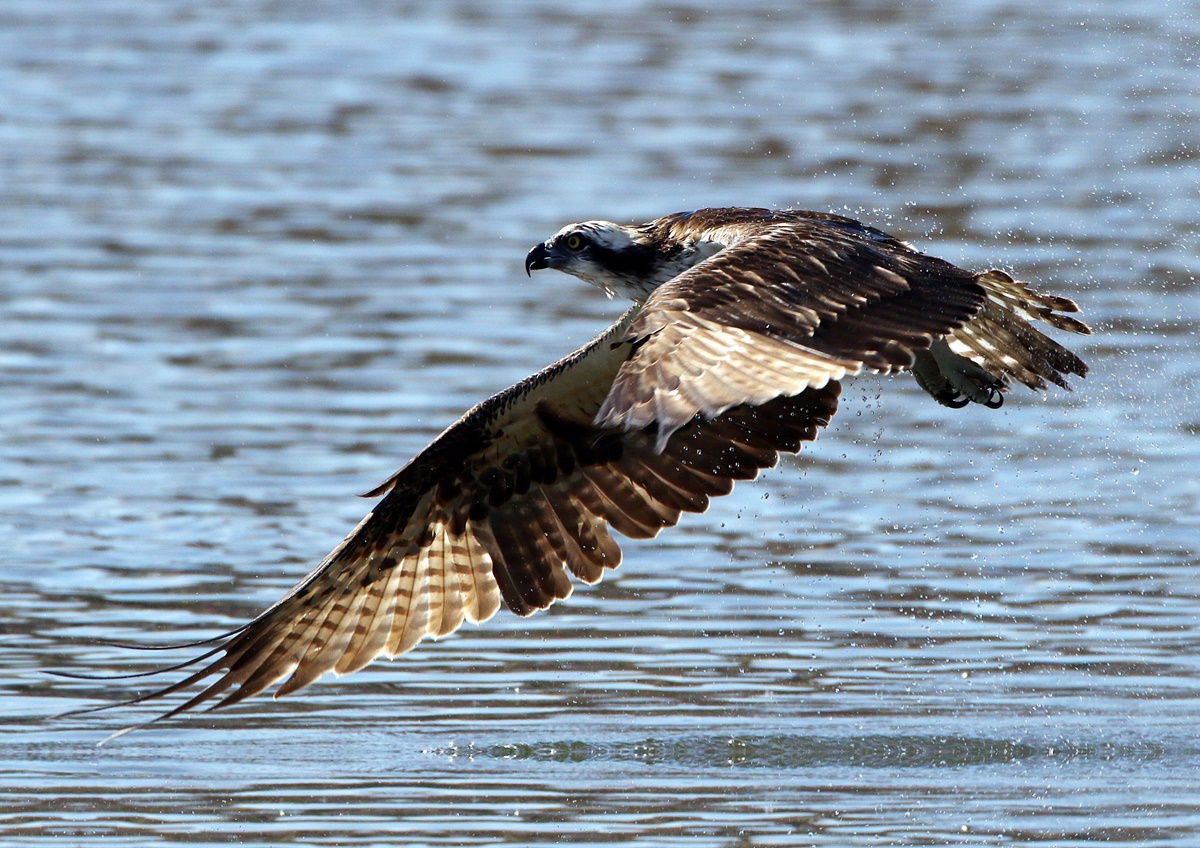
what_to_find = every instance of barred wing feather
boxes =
[77,308,840,725]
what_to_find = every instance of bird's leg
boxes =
[913,339,1006,409]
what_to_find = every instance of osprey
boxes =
[66,207,1089,730]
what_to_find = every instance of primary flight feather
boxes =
[68,207,1089,728]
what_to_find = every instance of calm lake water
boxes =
[3,1,1199,845]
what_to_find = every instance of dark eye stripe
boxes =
[587,242,660,278]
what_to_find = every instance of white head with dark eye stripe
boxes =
[526,220,709,301]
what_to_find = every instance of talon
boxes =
[933,386,971,408]
[984,389,1004,409]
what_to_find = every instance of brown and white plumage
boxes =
[68,207,1088,729]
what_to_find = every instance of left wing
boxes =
[67,307,840,727]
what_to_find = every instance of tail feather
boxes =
[945,269,1089,393]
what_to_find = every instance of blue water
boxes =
[3,1,1198,845]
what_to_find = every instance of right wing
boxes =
[597,214,987,447]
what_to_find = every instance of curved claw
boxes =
[984,389,1004,409]
[943,392,970,409]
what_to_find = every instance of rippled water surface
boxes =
[3,1,1199,845]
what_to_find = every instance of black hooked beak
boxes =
[525,243,551,277]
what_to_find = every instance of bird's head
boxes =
[525,219,704,302]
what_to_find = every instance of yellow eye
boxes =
[565,233,584,250]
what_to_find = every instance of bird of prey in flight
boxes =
[65,207,1089,732]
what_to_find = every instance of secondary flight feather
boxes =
[64,207,1090,731]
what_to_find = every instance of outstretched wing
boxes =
[79,307,840,724]
[597,213,987,446]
